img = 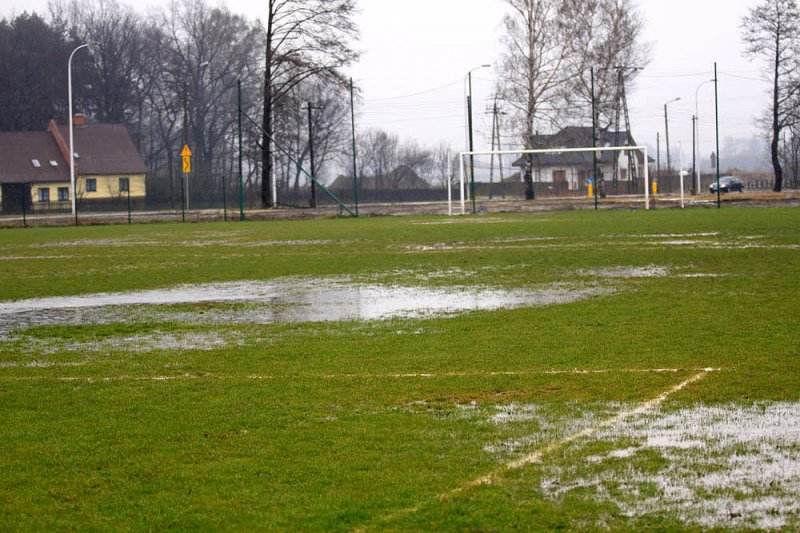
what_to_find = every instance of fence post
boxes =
[222,173,228,221]
[21,186,28,228]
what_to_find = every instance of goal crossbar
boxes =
[452,145,651,214]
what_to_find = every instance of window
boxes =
[86,178,97,192]
[31,159,41,168]
[58,187,69,202]
[119,177,130,192]
[38,188,50,203]
[49,160,59,167]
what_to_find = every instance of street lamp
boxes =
[663,97,680,180]
[68,43,92,223]
[182,60,210,214]
[466,64,491,214]
[694,79,714,194]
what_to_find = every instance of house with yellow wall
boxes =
[0,116,147,213]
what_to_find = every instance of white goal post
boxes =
[450,146,651,214]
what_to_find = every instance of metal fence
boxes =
[2,172,797,228]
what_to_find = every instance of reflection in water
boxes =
[0,278,612,338]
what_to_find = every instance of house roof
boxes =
[0,132,69,183]
[330,165,430,190]
[512,127,644,168]
[58,124,147,175]
[0,121,147,184]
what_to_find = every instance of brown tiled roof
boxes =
[0,132,69,184]
[0,122,147,184]
[58,124,147,175]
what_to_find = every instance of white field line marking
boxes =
[369,369,713,528]
[320,368,720,380]
[0,373,275,383]
[0,368,724,383]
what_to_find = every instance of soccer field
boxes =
[1,208,799,530]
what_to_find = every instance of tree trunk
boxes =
[261,2,275,208]
[772,27,784,192]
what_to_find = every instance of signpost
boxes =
[181,144,192,222]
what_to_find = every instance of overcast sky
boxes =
[3,0,768,168]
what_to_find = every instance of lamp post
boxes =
[466,64,491,214]
[183,60,210,214]
[694,79,714,194]
[68,43,91,223]
[663,97,680,182]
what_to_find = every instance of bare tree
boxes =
[742,0,800,192]
[358,129,399,189]
[397,141,433,184]
[272,79,349,200]
[499,0,573,146]
[563,0,650,129]
[498,0,574,199]
[262,0,358,207]
[161,0,262,202]
[431,142,453,189]
[59,0,148,126]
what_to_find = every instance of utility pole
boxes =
[605,65,642,194]
[663,97,681,186]
[467,72,476,214]
[656,132,661,186]
[692,115,697,195]
[488,98,497,200]
[349,78,359,217]
[664,104,670,176]
[238,79,244,221]
[306,102,317,208]
[485,95,506,200]
[182,82,188,222]
[591,67,598,210]
[714,62,721,208]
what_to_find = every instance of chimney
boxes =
[72,114,87,127]
[47,119,71,165]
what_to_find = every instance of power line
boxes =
[362,80,463,102]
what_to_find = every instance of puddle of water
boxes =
[576,266,670,279]
[0,360,85,368]
[11,331,240,355]
[237,239,341,248]
[483,403,612,455]
[30,238,160,248]
[412,218,520,226]
[490,403,542,424]
[541,402,800,529]
[633,232,721,239]
[179,239,339,248]
[0,278,613,338]
[0,255,77,261]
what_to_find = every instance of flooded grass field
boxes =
[0,208,799,530]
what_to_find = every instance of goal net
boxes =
[450,146,652,214]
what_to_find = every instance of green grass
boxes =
[0,208,799,530]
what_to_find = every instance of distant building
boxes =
[511,126,647,192]
[330,165,430,191]
[0,115,147,212]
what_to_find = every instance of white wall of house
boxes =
[527,153,636,189]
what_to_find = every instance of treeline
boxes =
[0,0,361,207]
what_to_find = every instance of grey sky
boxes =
[4,0,768,168]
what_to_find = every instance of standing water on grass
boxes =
[0,278,612,338]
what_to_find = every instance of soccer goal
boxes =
[449,146,651,215]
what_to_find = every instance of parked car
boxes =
[710,176,744,194]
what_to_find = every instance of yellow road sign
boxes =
[181,144,192,174]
